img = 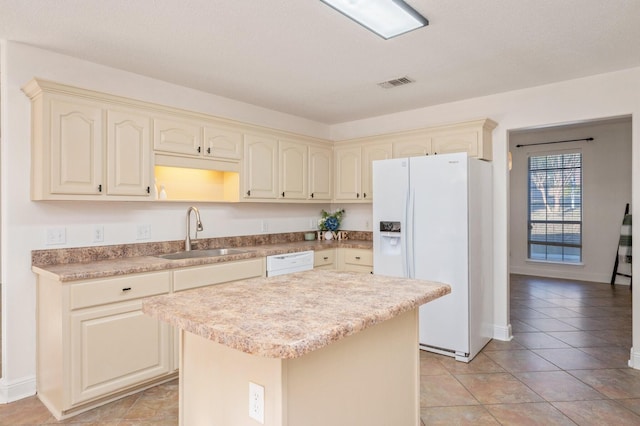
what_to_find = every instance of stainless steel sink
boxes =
[156,248,249,260]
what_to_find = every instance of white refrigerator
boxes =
[372,152,493,362]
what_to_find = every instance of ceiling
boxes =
[1,1,639,124]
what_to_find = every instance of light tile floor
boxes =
[1,274,635,425]
[421,274,636,425]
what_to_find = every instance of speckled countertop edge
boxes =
[142,270,451,359]
[32,240,372,282]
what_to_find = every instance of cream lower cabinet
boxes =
[314,249,336,270]
[338,248,374,274]
[35,271,173,420]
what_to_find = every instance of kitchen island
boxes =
[142,269,450,426]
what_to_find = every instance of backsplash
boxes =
[32,230,372,266]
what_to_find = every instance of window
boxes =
[528,152,582,263]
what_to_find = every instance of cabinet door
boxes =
[431,131,479,157]
[334,146,361,200]
[153,117,202,156]
[361,143,393,201]
[279,140,308,200]
[393,137,432,158]
[50,98,103,195]
[203,125,242,160]
[243,134,278,199]
[70,299,171,405]
[309,145,333,200]
[106,110,151,196]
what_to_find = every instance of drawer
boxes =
[342,248,373,266]
[70,271,171,310]
[173,258,264,292]
[314,249,336,267]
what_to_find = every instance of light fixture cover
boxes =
[321,0,428,39]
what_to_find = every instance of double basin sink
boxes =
[156,248,249,260]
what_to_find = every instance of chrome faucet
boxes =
[185,206,203,251]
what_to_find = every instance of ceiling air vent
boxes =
[377,76,415,89]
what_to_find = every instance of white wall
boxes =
[331,67,640,364]
[509,118,632,283]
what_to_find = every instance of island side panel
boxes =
[179,308,420,426]
[284,309,420,426]
[180,330,286,426]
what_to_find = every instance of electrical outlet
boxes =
[261,220,268,232]
[136,224,151,240]
[45,227,66,245]
[365,220,370,230]
[249,382,264,424]
[310,218,316,230]
[93,225,104,242]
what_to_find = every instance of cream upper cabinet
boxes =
[49,97,104,196]
[23,80,154,200]
[431,129,484,158]
[279,139,308,200]
[309,144,333,200]
[153,116,202,156]
[361,142,393,201]
[334,145,362,200]
[243,134,278,199]
[392,136,432,158]
[203,124,242,161]
[106,109,152,196]
[335,142,392,202]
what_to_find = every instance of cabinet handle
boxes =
[207,147,211,154]
[98,184,102,193]
[356,193,360,198]
[282,192,285,197]
[363,193,367,198]
[197,146,201,153]
[122,287,132,292]
[311,193,314,198]
[323,256,329,260]
[246,190,251,196]
[355,256,361,260]
[146,186,150,194]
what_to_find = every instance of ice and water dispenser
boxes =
[379,221,402,256]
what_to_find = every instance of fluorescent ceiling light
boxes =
[321,0,428,39]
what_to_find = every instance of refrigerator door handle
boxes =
[406,187,415,278]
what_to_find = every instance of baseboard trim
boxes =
[0,375,36,403]
[509,266,621,284]
[493,323,512,341]
[628,347,640,370]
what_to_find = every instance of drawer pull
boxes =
[122,287,132,292]
[323,256,329,260]
[355,256,361,260]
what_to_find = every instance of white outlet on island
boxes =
[249,382,264,424]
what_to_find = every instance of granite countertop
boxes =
[32,240,372,282]
[142,269,450,359]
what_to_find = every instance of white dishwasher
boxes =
[266,251,314,276]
